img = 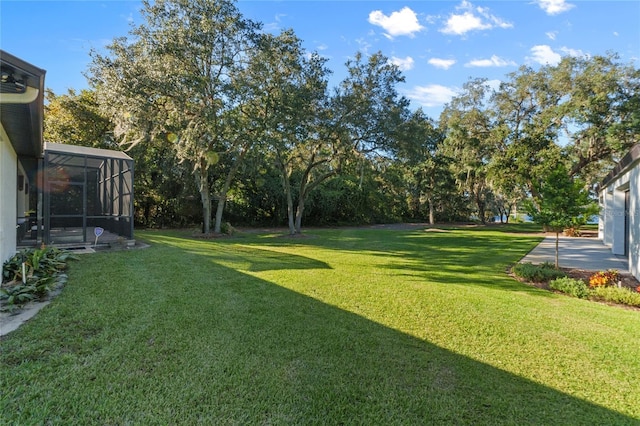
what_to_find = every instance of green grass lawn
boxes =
[2,226,639,424]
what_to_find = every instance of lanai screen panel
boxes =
[43,143,134,244]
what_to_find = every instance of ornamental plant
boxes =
[523,163,593,269]
[549,277,589,299]
[1,247,77,311]
[588,269,619,288]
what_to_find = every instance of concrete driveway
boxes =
[520,236,628,272]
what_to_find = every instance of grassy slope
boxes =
[1,227,639,424]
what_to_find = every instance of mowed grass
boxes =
[1,226,639,424]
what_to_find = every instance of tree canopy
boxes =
[49,0,637,233]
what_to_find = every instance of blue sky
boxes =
[2,0,639,118]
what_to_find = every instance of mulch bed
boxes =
[520,268,639,292]
[510,266,640,312]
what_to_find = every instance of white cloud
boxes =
[546,31,557,40]
[527,45,588,66]
[368,7,424,38]
[355,38,372,55]
[263,13,286,32]
[465,55,516,67]
[528,45,562,65]
[407,84,459,107]
[559,47,587,57]
[441,12,490,35]
[390,56,415,71]
[536,0,575,15]
[263,22,280,32]
[440,1,512,36]
[428,58,457,70]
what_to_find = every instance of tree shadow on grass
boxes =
[1,237,637,424]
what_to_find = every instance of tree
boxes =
[333,52,409,162]
[89,0,261,234]
[393,108,446,224]
[242,29,332,235]
[286,51,408,234]
[247,48,408,234]
[440,78,497,224]
[553,54,640,182]
[488,65,565,206]
[490,55,640,198]
[44,89,114,148]
[524,163,592,268]
[327,52,409,221]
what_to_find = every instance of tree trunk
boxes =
[476,195,486,224]
[504,205,512,224]
[285,185,296,235]
[195,166,211,234]
[428,194,435,225]
[284,174,296,235]
[213,145,249,234]
[213,194,226,234]
[294,197,305,234]
[294,168,313,235]
[276,157,296,235]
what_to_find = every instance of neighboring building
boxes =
[0,50,45,263]
[599,144,640,280]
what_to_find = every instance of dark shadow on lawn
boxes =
[1,238,636,424]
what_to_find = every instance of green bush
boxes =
[590,286,640,308]
[549,277,590,299]
[512,262,566,282]
[1,247,77,311]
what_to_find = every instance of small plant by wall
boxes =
[516,266,640,309]
[511,262,566,282]
[588,269,620,288]
[549,277,590,299]
[1,247,77,311]
[589,285,640,308]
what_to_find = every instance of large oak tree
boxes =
[89,0,260,234]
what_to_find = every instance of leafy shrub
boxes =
[220,222,237,236]
[1,247,77,310]
[0,282,37,307]
[512,262,566,282]
[590,286,640,308]
[588,269,620,288]
[549,277,590,299]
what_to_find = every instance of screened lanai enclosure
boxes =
[37,143,134,245]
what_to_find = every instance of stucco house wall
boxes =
[599,144,640,280]
[0,125,18,263]
[0,50,46,263]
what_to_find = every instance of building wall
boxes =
[0,124,18,263]
[629,167,640,280]
[600,160,640,280]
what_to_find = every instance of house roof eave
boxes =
[0,50,46,159]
